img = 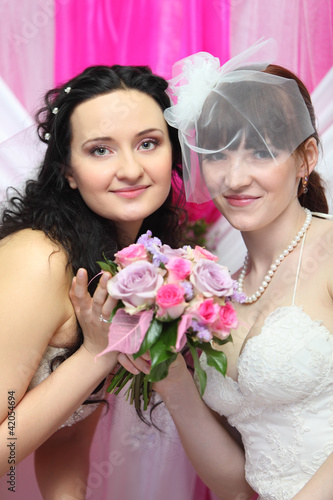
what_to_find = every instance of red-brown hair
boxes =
[264,65,328,213]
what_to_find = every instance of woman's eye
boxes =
[253,150,277,160]
[91,146,110,157]
[139,140,157,151]
[203,152,227,162]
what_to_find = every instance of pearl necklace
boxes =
[238,208,312,304]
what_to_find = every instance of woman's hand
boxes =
[70,268,117,357]
[117,351,189,397]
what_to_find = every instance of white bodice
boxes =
[201,306,333,499]
[28,346,102,428]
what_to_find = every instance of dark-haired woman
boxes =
[119,41,333,500]
[0,64,191,497]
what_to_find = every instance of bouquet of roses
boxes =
[98,231,243,411]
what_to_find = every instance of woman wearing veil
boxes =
[119,39,333,500]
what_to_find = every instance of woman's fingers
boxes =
[92,272,116,322]
[101,294,117,322]
[70,269,114,322]
[69,268,89,313]
[117,353,151,375]
[91,272,110,316]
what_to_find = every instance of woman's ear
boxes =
[65,172,78,189]
[298,137,319,177]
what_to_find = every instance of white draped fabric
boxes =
[0,0,54,115]
[0,78,44,202]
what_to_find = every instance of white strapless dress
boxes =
[201,306,333,500]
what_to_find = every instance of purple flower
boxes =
[136,230,153,245]
[152,252,169,267]
[191,320,213,342]
[190,259,234,298]
[137,231,162,251]
[180,281,194,301]
[136,231,169,267]
[230,280,246,303]
[107,261,164,309]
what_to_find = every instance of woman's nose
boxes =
[223,159,251,190]
[115,151,144,181]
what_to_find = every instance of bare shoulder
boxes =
[0,230,75,416]
[0,229,73,339]
[0,227,66,257]
[312,216,333,257]
[310,217,333,298]
[0,229,70,281]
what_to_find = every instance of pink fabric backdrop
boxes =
[229,0,333,92]
[54,0,333,92]
[54,0,230,84]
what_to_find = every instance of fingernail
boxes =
[77,269,85,279]
[142,364,150,374]
[101,272,110,283]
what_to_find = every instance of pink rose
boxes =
[190,259,234,297]
[155,283,187,320]
[165,257,192,283]
[107,261,163,309]
[197,299,219,324]
[213,302,238,339]
[160,244,188,259]
[189,298,219,325]
[193,246,219,262]
[114,244,149,267]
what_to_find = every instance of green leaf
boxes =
[200,342,227,377]
[96,253,118,276]
[147,322,179,382]
[97,261,114,273]
[187,337,207,396]
[148,353,177,382]
[149,335,172,366]
[133,318,163,359]
[160,321,178,349]
[146,321,178,365]
[212,334,233,346]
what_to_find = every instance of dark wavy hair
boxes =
[0,65,185,414]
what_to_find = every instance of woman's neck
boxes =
[240,203,307,274]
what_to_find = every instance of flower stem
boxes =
[114,371,133,394]
[107,366,129,393]
[129,377,136,405]
[134,372,144,411]
[143,377,151,411]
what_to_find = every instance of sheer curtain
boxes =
[230,0,333,92]
[0,0,54,114]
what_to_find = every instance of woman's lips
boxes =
[224,195,260,207]
[112,186,148,199]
